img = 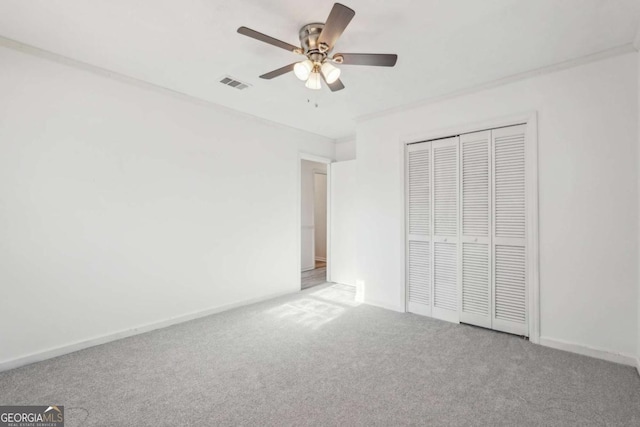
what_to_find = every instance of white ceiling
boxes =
[1,0,639,139]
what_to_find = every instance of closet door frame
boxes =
[400,112,539,343]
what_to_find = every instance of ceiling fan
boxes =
[237,3,397,92]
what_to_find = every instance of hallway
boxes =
[301,260,327,290]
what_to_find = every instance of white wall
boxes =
[0,46,335,367]
[335,139,356,161]
[300,160,327,270]
[314,173,327,261]
[330,160,358,287]
[356,53,639,359]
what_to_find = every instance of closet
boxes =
[406,124,528,336]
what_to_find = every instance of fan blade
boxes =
[335,53,398,67]
[327,78,345,92]
[320,72,345,92]
[260,63,297,79]
[317,3,355,50]
[237,27,300,53]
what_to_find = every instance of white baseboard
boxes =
[363,297,405,313]
[0,289,295,373]
[315,257,326,262]
[538,337,637,367]
[301,266,315,272]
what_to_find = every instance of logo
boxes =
[0,405,64,427]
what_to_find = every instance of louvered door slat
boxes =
[494,129,525,239]
[492,124,527,336]
[408,241,430,306]
[408,149,430,235]
[461,243,489,316]
[494,245,526,322]
[434,242,457,311]
[434,144,458,237]
[406,142,432,316]
[431,137,459,323]
[459,130,491,328]
[462,134,489,237]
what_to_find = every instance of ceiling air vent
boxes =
[219,76,250,90]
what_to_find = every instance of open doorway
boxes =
[301,159,328,290]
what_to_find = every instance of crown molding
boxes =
[3,35,636,142]
[334,134,356,144]
[355,43,636,124]
[0,36,334,142]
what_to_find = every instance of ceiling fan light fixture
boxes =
[238,3,397,93]
[305,72,322,90]
[321,61,341,84]
[294,59,313,81]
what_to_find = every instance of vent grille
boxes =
[219,76,250,90]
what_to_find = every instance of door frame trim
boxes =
[312,170,328,265]
[299,153,333,286]
[399,111,539,344]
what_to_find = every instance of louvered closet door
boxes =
[431,137,459,323]
[459,130,492,328]
[492,124,528,336]
[406,142,431,316]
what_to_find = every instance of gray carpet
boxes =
[1,283,639,426]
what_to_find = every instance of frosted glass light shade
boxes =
[305,72,322,90]
[321,62,341,84]
[294,60,313,81]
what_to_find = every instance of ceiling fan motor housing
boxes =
[299,23,329,60]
